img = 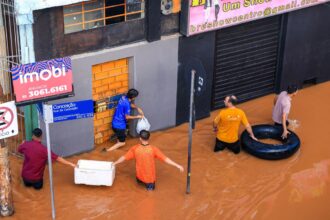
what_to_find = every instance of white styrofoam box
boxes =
[74,160,115,186]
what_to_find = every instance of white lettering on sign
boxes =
[53,102,76,110]
[198,77,204,86]
[19,64,67,84]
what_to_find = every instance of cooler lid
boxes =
[77,159,113,171]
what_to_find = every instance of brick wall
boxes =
[92,58,129,144]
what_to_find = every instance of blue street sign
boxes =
[108,93,124,110]
[49,100,94,123]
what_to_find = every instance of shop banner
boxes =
[11,57,73,105]
[182,0,330,36]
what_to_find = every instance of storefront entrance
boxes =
[212,16,282,109]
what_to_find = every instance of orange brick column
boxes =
[92,58,129,144]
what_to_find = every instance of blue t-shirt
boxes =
[112,96,131,129]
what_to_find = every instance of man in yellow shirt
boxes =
[213,95,257,154]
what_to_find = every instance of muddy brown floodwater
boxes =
[258,138,283,145]
[7,82,330,220]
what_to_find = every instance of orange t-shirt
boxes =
[124,144,167,183]
[214,107,249,143]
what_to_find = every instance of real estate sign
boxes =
[181,0,330,36]
[11,57,73,105]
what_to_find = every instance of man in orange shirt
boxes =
[213,95,257,154]
[113,130,184,190]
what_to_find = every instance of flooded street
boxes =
[8,82,330,220]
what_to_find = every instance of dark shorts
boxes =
[112,127,126,142]
[214,139,241,154]
[23,178,43,190]
[136,178,155,191]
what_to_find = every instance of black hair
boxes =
[127,89,139,99]
[32,128,42,138]
[227,95,238,105]
[139,130,150,141]
[287,85,298,94]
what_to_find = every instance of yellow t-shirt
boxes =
[214,108,249,143]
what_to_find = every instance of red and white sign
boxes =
[11,57,73,105]
[0,101,18,139]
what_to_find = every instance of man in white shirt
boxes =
[272,85,298,139]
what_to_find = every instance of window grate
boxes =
[0,0,25,156]
[212,16,281,110]
[63,0,145,34]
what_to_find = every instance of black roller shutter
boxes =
[212,16,282,109]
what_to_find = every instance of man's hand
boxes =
[137,108,144,117]
[137,115,143,119]
[70,163,77,168]
[281,129,290,139]
[250,135,258,141]
[246,124,257,141]
[177,165,184,172]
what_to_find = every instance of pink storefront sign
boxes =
[11,57,74,105]
[182,0,330,36]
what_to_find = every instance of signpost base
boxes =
[0,143,14,217]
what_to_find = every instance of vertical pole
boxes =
[24,106,32,140]
[45,117,56,220]
[186,70,195,194]
[31,105,39,129]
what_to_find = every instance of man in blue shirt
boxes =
[105,89,143,152]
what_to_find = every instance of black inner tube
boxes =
[241,124,300,160]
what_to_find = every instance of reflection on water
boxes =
[290,160,330,202]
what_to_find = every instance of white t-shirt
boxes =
[272,91,292,124]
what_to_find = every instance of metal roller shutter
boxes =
[212,16,281,109]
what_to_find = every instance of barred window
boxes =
[64,0,145,34]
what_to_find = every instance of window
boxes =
[161,0,181,15]
[64,0,145,34]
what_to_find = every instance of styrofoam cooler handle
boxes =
[79,170,96,174]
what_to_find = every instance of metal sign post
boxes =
[43,103,56,220]
[186,70,196,194]
[41,99,94,219]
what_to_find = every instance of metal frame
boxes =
[274,14,288,93]
[0,0,25,156]
[63,0,145,33]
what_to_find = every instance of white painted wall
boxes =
[15,0,88,15]
[40,35,179,157]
